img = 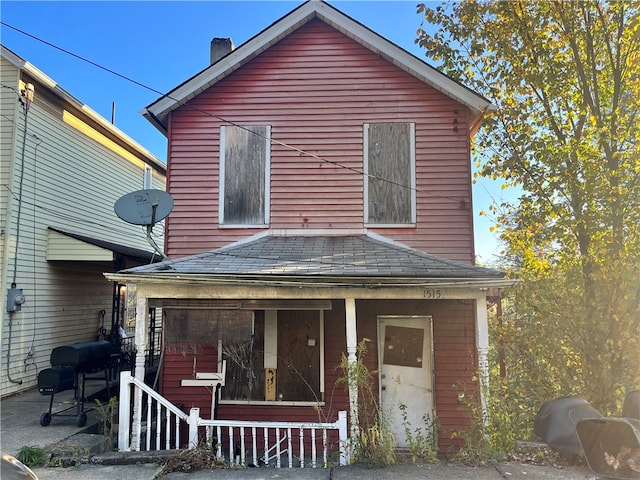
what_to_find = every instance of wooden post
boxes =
[131,285,147,451]
[118,370,132,452]
[475,294,489,423]
[344,297,359,439]
[338,410,349,465]
[188,407,200,449]
[264,311,277,400]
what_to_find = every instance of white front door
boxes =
[378,315,433,447]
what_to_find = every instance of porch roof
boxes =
[113,233,509,287]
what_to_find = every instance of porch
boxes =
[105,234,513,453]
[117,370,349,467]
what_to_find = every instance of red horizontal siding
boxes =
[159,299,478,453]
[160,345,219,417]
[165,19,474,262]
[350,299,479,451]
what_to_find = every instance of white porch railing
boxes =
[188,407,348,468]
[118,371,349,467]
[118,370,188,452]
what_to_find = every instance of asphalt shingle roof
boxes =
[122,234,503,279]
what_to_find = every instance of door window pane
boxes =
[383,325,423,368]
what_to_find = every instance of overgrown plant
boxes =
[450,378,516,466]
[16,445,47,467]
[450,382,492,466]
[95,396,118,442]
[417,0,640,416]
[399,404,439,464]
[337,339,396,466]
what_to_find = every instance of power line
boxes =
[1,20,473,203]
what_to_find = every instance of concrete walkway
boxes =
[27,462,597,480]
[2,385,598,480]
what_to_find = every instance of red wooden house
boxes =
[108,0,513,453]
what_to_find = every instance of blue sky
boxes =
[1,1,506,264]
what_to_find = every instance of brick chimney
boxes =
[210,37,235,65]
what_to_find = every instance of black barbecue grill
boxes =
[37,340,114,427]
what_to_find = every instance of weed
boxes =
[450,379,514,466]
[16,445,47,467]
[95,396,118,442]
[400,404,439,464]
[157,440,228,476]
[337,339,397,466]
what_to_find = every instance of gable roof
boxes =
[112,233,511,288]
[142,0,493,135]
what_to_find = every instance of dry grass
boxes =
[157,444,229,477]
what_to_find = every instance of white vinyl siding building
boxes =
[0,46,167,398]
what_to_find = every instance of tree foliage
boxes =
[416,0,639,418]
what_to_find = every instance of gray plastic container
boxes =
[576,417,640,479]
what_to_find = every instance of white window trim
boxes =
[218,125,271,227]
[363,122,416,226]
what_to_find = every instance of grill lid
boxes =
[50,340,113,372]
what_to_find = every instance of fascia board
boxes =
[317,4,493,118]
[144,1,492,130]
[144,2,321,124]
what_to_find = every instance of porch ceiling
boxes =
[109,233,510,288]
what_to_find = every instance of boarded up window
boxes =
[222,311,265,401]
[220,125,270,225]
[365,123,415,224]
[222,310,321,403]
[277,310,321,402]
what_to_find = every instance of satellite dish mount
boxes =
[114,189,174,261]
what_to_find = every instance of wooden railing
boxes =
[118,371,349,467]
[187,407,348,467]
[118,370,188,452]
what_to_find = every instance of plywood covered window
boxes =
[219,125,270,226]
[364,123,415,225]
[222,310,323,404]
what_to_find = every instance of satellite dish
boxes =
[114,189,173,226]
[114,189,173,261]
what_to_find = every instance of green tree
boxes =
[416,0,639,415]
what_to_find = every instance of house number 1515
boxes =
[423,289,442,299]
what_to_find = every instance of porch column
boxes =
[475,294,489,420]
[345,297,359,439]
[133,286,148,381]
[131,284,147,451]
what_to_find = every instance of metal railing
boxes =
[118,371,349,467]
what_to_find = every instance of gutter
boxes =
[104,272,517,289]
